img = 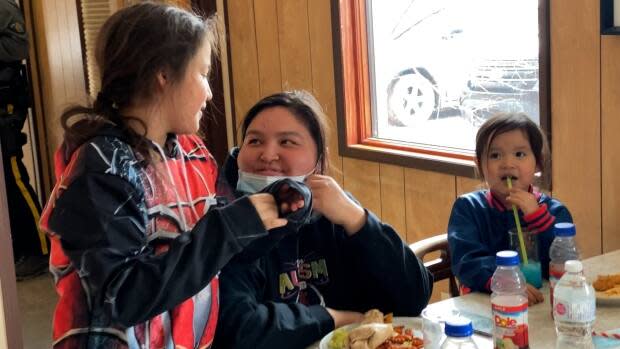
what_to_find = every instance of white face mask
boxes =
[236,170,310,194]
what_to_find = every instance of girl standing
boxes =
[40,4,292,348]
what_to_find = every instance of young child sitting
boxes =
[447,112,573,305]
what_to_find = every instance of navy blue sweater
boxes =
[447,190,572,292]
[212,149,433,349]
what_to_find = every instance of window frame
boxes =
[331,0,551,179]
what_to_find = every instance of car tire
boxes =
[386,68,439,127]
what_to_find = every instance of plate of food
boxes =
[593,273,620,306]
[320,310,424,349]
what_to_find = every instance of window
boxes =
[333,0,550,177]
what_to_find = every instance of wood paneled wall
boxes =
[31,0,88,175]
[550,0,602,258]
[226,0,620,273]
[601,35,620,253]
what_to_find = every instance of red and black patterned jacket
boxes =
[40,128,268,348]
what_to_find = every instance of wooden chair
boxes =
[409,234,459,297]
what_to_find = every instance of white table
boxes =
[308,249,620,348]
[425,249,620,348]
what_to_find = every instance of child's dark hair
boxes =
[475,112,548,180]
[240,90,329,174]
[60,3,219,163]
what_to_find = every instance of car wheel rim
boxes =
[388,73,437,126]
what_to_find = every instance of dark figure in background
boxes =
[0,0,48,280]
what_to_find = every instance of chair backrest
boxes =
[409,233,459,297]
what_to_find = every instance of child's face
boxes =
[165,40,213,135]
[482,129,538,196]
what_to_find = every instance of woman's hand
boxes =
[248,193,287,230]
[306,174,366,235]
[326,308,365,328]
[506,188,539,216]
[526,283,544,305]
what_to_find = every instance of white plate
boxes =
[318,317,423,349]
[596,291,620,306]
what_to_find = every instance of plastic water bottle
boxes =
[491,251,529,349]
[440,317,479,349]
[549,222,580,314]
[553,260,596,349]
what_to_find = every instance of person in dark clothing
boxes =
[213,90,433,349]
[0,0,28,60]
[447,112,573,305]
[0,0,49,280]
[39,4,302,348]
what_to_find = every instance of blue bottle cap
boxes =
[496,250,520,266]
[554,222,576,237]
[444,316,473,337]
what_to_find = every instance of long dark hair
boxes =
[475,112,548,180]
[239,90,330,174]
[60,3,219,163]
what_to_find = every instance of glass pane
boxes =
[368,0,540,152]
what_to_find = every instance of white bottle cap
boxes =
[565,260,583,273]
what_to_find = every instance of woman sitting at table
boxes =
[212,90,433,349]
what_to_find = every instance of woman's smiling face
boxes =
[238,106,318,176]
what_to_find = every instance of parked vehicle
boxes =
[382,0,539,127]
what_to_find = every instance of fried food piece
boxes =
[593,274,620,291]
[349,323,394,349]
[604,284,620,296]
[361,309,385,325]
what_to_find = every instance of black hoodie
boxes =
[213,148,433,349]
[41,130,271,348]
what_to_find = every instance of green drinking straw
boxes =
[506,177,529,264]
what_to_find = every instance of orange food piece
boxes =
[603,285,620,296]
[376,327,423,349]
[593,273,620,291]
